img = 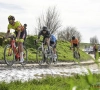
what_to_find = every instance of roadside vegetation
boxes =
[0,72,100,90]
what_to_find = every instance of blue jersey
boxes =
[50,35,56,42]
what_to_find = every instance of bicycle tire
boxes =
[4,44,15,66]
[36,47,44,65]
[45,46,53,65]
[74,51,80,59]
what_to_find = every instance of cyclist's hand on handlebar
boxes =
[16,38,19,42]
[34,39,39,45]
[34,40,37,45]
[70,46,73,50]
[36,39,39,42]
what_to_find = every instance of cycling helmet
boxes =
[8,15,15,20]
[72,36,75,40]
[42,26,47,31]
[24,24,27,27]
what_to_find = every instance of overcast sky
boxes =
[0,0,100,43]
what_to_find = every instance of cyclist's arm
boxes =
[38,31,41,39]
[70,40,73,47]
[37,31,42,40]
[5,25,10,38]
[5,27,10,39]
[16,26,22,39]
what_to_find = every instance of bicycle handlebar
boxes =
[34,40,43,45]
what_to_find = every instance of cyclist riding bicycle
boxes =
[50,34,57,61]
[93,43,98,59]
[70,36,80,58]
[5,15,26,63]
[23,23,27,44]
[37,26,51,51]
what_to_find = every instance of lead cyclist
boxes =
[5,15,26,63]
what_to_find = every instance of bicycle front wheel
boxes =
[74,51,79,59]
[45,46,53,65]
[4,44,15,66]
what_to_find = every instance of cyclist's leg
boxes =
[76,45,80,58]
[72,44,75,58]
[53,45,57,61]
[19,31,25,62]
[44,37,50,50]
[50,41,57,62]
[94,49,98,59]
[50,41,56,54]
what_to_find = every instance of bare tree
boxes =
[90,36,99,44]
[58,27,81,42]
[36,7,61,34]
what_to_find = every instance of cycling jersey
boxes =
[71,38,79,45]
[50,35,57,48]
[38,30,51,39]
[7,21,24,32]
[50,35,56,42]
[7,21,25,42]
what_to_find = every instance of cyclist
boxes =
[5,15,26,63]
[93,43,98,59]
[70,36,80,58]
[23,23,27,44]
[37,26,51,51]
[50,34,57,61]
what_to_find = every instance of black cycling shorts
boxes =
[15,30,26,39]
[73,43,78,48]
[50,41,56,48]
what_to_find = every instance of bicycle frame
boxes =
[70,46,80,59]
[36,40,54,65]
[11,38,20,57]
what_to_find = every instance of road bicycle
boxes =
[35,40,58,65]
[4,35,28,66]
[70,46,80,59]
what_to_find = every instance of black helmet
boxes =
[24,24,27,27]
[42,26,47,31]
[72,36,75,40]
[8,15,15,20]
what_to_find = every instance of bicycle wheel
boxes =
[45,46,53,65]
[74,51,80,59]
[4,44,15,66]
[36,47,44,65]
[21,46,28,65]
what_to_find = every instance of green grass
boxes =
[0,73,100,90]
